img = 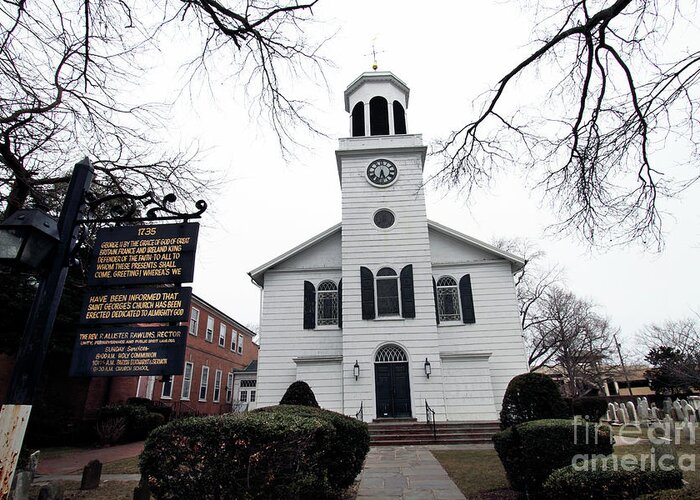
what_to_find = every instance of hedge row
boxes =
[140,405,369,499]
[543,455,683,499]
[493,419,613,494]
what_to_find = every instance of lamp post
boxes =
[0,158,93,496]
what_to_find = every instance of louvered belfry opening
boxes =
[370,96,389,135]
[351,101,365,137]
[393,101,406,134]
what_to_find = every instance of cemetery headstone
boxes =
[626,401,638,423]
[38,481,64,500]
[80,460,102,490]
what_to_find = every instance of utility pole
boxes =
[613,332,634,396]
[0,159,93,496]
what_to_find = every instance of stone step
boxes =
[367,420,500,446]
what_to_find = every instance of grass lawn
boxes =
[29,480,139,499]
[433,435,700,499]
[100,456,140,474]
[431,449,513,499]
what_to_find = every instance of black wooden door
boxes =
[375,363,411,418]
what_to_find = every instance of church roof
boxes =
[343,71,410,112]
[248,221,525,287]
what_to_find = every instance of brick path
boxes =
[356,446,466,500]
[36,441,144,475]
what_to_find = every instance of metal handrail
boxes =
[356,401,364,422]
[425,400,437,441]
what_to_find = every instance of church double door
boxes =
[375,363,411,418]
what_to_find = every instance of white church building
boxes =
[249,71,529,422]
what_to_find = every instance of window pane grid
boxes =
[437,276,461,322]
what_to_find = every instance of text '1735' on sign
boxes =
[69,326,188,377]
[80,286,192,325]
[87,223,199,286]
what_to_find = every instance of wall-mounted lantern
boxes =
[0,208,59,269]
[424,358,432,379]
[353,360,360,381]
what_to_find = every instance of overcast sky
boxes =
[141,1,700,352]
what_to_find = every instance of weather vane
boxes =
[365,37,384,71]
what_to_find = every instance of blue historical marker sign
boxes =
[79,286,192,325]
[69,325,188,377]
[87,223,199,286]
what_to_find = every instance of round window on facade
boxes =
[373,209,395,229]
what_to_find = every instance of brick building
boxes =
[84,293,258,416]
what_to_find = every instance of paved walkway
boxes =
[356,446,467,500]
[36,441,144,475]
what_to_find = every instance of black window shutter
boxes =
[400,265,415,318]
[459,274,476,324]
[338,279,343,328]
[432,276,440,325]
[360,267,375,320]
[303,281,316,329]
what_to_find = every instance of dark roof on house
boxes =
[236,360,257,373]
[191,293,256,338]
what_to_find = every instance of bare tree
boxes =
[434,0,700,249]
[493,238,563,369]
[531,286,615,396]
[637,313,700,357]
[0,0,324,216]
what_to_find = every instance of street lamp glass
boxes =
[0,228,22,260]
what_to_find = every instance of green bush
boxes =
[255,405,370,491]
[564,397,609,421]
[543,455,683,499]
[279,381,320,407]
[500,372,567,429]
[493,418,613,494]
[140,405,369,499]
[97,404,164,442]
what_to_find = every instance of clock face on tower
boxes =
[366,159,398,187]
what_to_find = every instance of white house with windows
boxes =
[249,71,528,421]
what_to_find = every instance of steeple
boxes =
[343,71,410,137]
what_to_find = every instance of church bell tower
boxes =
[336,71,446,421]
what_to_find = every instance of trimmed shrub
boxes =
[256,405,370,491]
[500,372,568,429]
[564,397,609,422]
[97,404,164,443]
[140,405,369,499]
[493,418,613,494]
[543,455,683,499]
[280,381,320,407]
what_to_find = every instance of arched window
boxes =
[436,276,461,322]
[376,267,400,316]
[317,280,338,326]
[351,101,365,137]
[375,344,408,363]
[369,96,389,136]
[393,101,406,134]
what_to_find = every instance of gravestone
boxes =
[688,396,700,412]
[684,402,696,423]
[133,477,151,500]
[673,400,685,421]
[11,471,31,500]
[607,403,617,422]
[38,481,64,500]
[638,397,649,421]
[626,401,638,423]
[663,398,673,416]
[80,460,102,490]
[617,406,628,424]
